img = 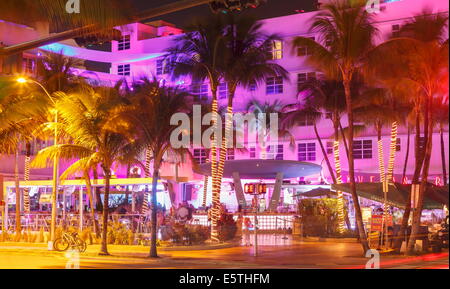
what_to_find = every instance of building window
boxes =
[22,58,35,74]
[226,149,235,160]
[297,72,316,91]
[266,76,283,95]
[353,140,373,159]
[326,141,333,154]
[275,144,284,160]
[396,138,401,152]
[297,115,314,127]
[118,64,131,76]
[297,37,315,56]
[268,40,283,60]
[249,81,257,92]
[298,143,316,161]
[218,82,228,99]
[392,24,401,37]
[193,149,208,164]
[266,144,283,160]
[249,146,256,158]
[156,58,170,75]
[118,35,131,51]
[190,83,208,102]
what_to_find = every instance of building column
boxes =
[268,172,284,212]
[232,172,246,210]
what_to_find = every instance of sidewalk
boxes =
[0,241,240,259]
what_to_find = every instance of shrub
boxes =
[298,198,348,237]
[217,213,237,242]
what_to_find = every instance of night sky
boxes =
[133,0,315,28]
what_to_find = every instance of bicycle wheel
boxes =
[54,238,70,251]
[75,239,87,253]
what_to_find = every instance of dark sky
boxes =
[132,0,315,28]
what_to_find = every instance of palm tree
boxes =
[354,87,399,184]
[112,78,192,258]
[0,0,133,49]
[292,0,379,252]
[0,83,49,232]
[36,51,82,93]
[215,14,289,208]
[246,99,293,161]
[167,15,227,242]
[283,77,363,233]
[32,84,135,255]
[368,11,448,254]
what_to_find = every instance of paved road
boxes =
[0,241,448,269]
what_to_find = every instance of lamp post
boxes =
[17,77,58,249]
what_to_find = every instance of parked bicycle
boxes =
[53,232,87,252]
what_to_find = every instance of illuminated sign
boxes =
[244,183,267,195]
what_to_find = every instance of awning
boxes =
[294,187,337,198]
[331,182,448,210]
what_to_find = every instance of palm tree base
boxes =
[98,251,110,256]
[147,254,159,258]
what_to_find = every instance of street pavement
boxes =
[0,237,448,269]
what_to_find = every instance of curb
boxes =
[295,236,358,243]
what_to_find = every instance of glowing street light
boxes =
[16,77,59,249]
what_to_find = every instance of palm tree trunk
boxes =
[339,121,349,159]
[314,123,336,183]
[149,162,160,258]
[395,115,419,253]
[402,125,411,182]
[14,149,21,233]
[440,123,447,185]
[124,164,131,205]
[407,100,434,254]
[210,88,220,242]
[23,141,31,213]
[142,147,152,214]
[376,123,386,183]
[387,121,398,182]
[343,77,369,253]
[215,85,235,217]
[83,171,98,236]
[202,176,209,207]
[94,168,102,211]
[332,120,345,233]
[99,167,111,256]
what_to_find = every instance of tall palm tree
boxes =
[292,0,379,252]
[246,99,294,160]
[111,78,192,258]
[168,16,227,242]
[32,84,135,255]
[215,15,289,210]
[368,11,448,254]
[283,77,363,233]
[354,87,399,183]
[0,84,49,232]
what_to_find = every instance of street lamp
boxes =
[16,77,59,249]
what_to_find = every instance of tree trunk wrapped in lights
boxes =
[202,176,209,207]
[14,149,21,233]
[210,94,221,243]
[387,121,398,183]
[142,148,152,215]
[333,140,345,234]
[23,141,31,213]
